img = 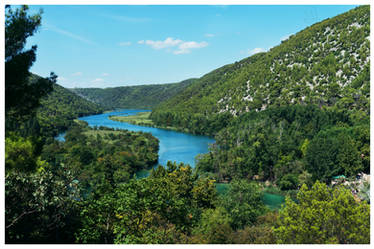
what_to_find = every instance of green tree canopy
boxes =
[305,127,363,182]
[221,179,266,229]
[274,181,370,244]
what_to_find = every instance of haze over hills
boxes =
[150,6,370,135]
[70,78,196,110]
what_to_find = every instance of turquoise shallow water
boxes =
[79,109,215,176]
[262,192,286,210]
[215,183,285,210]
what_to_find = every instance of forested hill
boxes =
[150,6,370,135]
[70,78,196,110]
[36,78,103,135]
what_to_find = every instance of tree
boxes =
[190,207,233,244]
[305,127,362,182]
[274,181,370,244]
[5,168,81,243]
[5,133,40,172]
[221,179,265,229]
[75,194,116,244]
[5,5,56,126]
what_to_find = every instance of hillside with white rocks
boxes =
[150,6,369,135]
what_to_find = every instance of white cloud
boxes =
[248,47,267,55]
[204,33,215,38]
[139,37,208,55]
[119,41,131,46]
[174,41,208,54]
[142,37,183,50]
[72,72,83,76]
[102,73,109,76]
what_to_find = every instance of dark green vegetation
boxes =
[5,5,370,244]
[36,78,103,137]
[43,123,159,189]
[71,78,196,110]
[151,6,370,136]
[196,104,369,186]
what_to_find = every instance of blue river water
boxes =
[78,110,215,175]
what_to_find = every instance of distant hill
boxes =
[36,80,103,135]
[150,6,370,135]
[70,78,196,110]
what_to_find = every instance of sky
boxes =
[23,4,358,88]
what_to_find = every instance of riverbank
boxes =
[109,111,192,133]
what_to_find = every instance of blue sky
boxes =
[25,5,357,88]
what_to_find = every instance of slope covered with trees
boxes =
[71,78,196,110]
[196,104,369,186]
[151,6,370,135]
[36,78,103,136]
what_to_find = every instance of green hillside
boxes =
[151,6,370,135]
[71,78,196,110]
[36,80,103,136]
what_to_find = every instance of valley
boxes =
[4,5,370,245]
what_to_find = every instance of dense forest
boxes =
[71,78,196,110]
[4,5,370,244]
[196,105,369,186]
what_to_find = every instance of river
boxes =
[78,109,215,177]
[70,109,284,208]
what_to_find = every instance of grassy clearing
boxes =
[110,111,192,133]
[83,129,126,137]
[109,112,154,126]
[82,129,136,144]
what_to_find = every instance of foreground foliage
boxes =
[274,181,370,244]
[5,169,81,243]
